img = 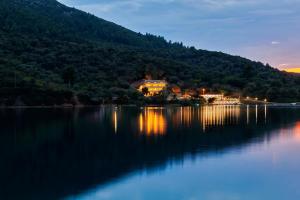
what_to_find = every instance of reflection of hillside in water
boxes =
[0,106,298,200]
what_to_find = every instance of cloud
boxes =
[249,9,295,16]
[271,41,280,45]
[75,1,142,13]
[184,0,259,9]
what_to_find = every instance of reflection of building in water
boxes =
[170,106,241,131]
[256,105,258,124]
[264,105,267,123]
[181,107,194,126]
[138,105,268,135]
[172,107,194,127]
[200,106,240,131]
[246,105,268,125]
[168,107,193,128]
[112,108,118,134]
[139,107,167,135]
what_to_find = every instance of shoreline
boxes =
[1,103,300,109]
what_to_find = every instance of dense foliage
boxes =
[0,0,300,105]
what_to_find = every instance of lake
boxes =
[0,105,300,200]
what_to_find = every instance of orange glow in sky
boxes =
[283,68,300,73]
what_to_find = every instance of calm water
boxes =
[1,106,300,200]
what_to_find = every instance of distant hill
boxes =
[0,0,300,105]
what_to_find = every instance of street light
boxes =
[202,88,206,95]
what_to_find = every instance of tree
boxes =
[242,65,254,79]
[142,87,149,96]
[62,66,76,88]
[208,97,216,104]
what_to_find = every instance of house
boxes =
[201,94,240,105]
[137,80,167,96]
[171,85,181,94]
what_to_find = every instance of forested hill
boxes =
[0,0,300,105]
[0,0,172,48]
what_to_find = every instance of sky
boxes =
[58,0,300,71]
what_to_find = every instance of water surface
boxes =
[0,106,300,200]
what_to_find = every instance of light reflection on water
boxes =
[200,105,241,131]
[132,105,265,135]
[113,109,118,134]
[139,108,167,136]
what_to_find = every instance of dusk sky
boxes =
[59,0,300,71]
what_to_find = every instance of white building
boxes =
[201,94,240,105]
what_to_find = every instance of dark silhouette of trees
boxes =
[142,87,149,96]
[62,66,76,88]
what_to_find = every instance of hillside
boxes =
[0,0,300,105]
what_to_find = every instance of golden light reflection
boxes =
[139,108,167,136]
[170,107,195,128]
[200,105,240,131]
[181,107,193,126]
[113,109,118,134]
[138,106,243,135]
[169,106,241,131]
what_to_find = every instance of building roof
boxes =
[142,79,167,83]
[130,79,167,89]
[201,94,224,97]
